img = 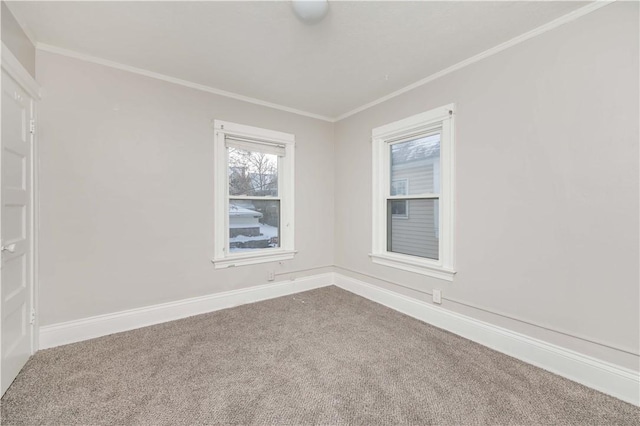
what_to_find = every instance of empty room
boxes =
[0,0,639,424]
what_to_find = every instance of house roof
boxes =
[229,204,263,218]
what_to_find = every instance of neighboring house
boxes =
[390,137,440,260]
[229,204,263,237]
[229,203,279,250]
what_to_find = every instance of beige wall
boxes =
[1,1,35,77]
[334,2,639,370]
[36,50,334,326]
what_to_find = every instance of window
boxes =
[213,120,295,268]
[371,105,455,281]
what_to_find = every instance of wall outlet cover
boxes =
[433,289,442,304]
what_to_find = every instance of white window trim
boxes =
[370,104,455,281]
[212,120,296,268]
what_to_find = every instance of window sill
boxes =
[369,253,456,281]
[212,249,297,269]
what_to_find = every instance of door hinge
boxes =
[29,119,35,134]
[30,308,36,325]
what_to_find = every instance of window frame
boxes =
[370,104,455,281]
[212,120,296,268]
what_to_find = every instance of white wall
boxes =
[36,50,334,325]
[334,2,639,370]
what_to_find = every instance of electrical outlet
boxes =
[432,289,442,304]
[267,270,275,281]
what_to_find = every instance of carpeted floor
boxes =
[1,286,639,425]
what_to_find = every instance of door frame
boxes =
[1,43,41,359]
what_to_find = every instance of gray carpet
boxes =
[1,286,638,425]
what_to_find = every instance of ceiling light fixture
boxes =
[292,0,329,24]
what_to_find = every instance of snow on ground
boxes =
[229,224,278,243]
[230,224,279,253]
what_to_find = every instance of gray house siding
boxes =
[389,160,439,260]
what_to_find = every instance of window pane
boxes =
[228,147,278,197]
[390,134,440,195]
[391,179,408,196]
[229,199,280,253]
[387,199,439,260]
[390,200,408,218]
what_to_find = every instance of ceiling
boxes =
[8,1,589,120]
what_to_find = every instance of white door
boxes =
[1,69,34,395]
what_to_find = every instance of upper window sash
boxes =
[228,143,281,198]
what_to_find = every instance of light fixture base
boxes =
[292,0,329,24]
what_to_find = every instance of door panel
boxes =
[1,69,33,395]
[3,254,26,298]
[2,148,26,190]
[3,205,25,241]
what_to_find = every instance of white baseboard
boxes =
[38,271,639,406]
[333,272,640,406]
[39,273,333,350]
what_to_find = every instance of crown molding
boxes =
[30,1,615,123]
[36,43,335,123]
[335,0,617,122]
